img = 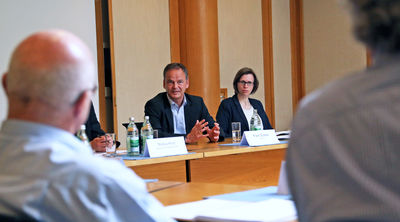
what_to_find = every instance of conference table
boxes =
[147,181,262,206]
[124,138,287,186]
[146,181,297,222]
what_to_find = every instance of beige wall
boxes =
[271,0,293,131]
[218,0,265,103]
[0,0,98,124]
[110,0,171,141]
[303,0,366,94]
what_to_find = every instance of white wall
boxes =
[110,0,171,141]
[303,0,366,94]
[0,0,98,123]
[218,0,265,103]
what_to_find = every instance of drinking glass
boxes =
[231,122,241,143]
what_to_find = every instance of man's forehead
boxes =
[165,68,185,79]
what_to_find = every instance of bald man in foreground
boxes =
[0,30,174,221]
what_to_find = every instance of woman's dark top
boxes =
[216,94,272,137]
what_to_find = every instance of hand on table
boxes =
[90,135,111,152]
[185,119,209,144]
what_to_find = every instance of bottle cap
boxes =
[80,125,86,130]
[129,117,135,121]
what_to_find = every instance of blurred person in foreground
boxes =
[286,0,400,221]
[0,30,174,221]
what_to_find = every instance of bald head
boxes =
[3,30,96,132]
[6,30,96,108]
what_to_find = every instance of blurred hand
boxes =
[207,122,220,142]
[185,119,209,143]
[90,136,107,152]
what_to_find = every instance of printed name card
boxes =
[240,129,280,146]
[143,136,188,158]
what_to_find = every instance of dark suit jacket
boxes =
[216,94,272,137]
[85,102,105,141]
[145,92,224,141]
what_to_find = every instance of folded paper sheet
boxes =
[166,198,297,222]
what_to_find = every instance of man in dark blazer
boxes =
[85,102,105,141]
[83,101,113,152]
[145,63,223,143]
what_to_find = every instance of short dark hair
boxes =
[233,67,259,95]
[163,63,188,79]
[349,0,400,53]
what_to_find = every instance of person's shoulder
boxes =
[51,153,144,190]
[146,92,167,106]
[222,96,235,103]
[249,97,263,106]
[185,93,204,104]
[148,92,166,102]
[295,70,368,127]
[219,96,235,108]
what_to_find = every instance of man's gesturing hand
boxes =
[185,119,209,143]
[207,122,220,142]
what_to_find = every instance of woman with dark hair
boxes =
[216,67,272,138]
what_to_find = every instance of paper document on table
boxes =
[276,130,291,141]
[206,186,291,202]
[166,199,245,221]
[166,198,297,222]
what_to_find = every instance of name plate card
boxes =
[240,129,280,146]
[143,136,188,158]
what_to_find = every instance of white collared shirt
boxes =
[167,95,187,134]
[0,119,175,222]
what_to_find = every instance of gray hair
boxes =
[6,30,96,108]
[348,0,400,53]
[163,63,189,79]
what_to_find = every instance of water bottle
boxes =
[250,109,263,131]
[77,124,90,147]
[141,116,153,154]
[126,117,140,156]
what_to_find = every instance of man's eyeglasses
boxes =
[238,81,253,86]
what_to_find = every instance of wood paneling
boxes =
[130,161,187,182]
[262,0,275,128]
[94,0,107,130]
[190,148,286,186]
[152,182,261,206]
[290,0,305,113]
[123,152,203,167]
[107,0,118,138]
[147,181,184,193]
[367,48,373,67]
[179,0,221,117]
[122,140,286,186]
[169,0,181,63]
